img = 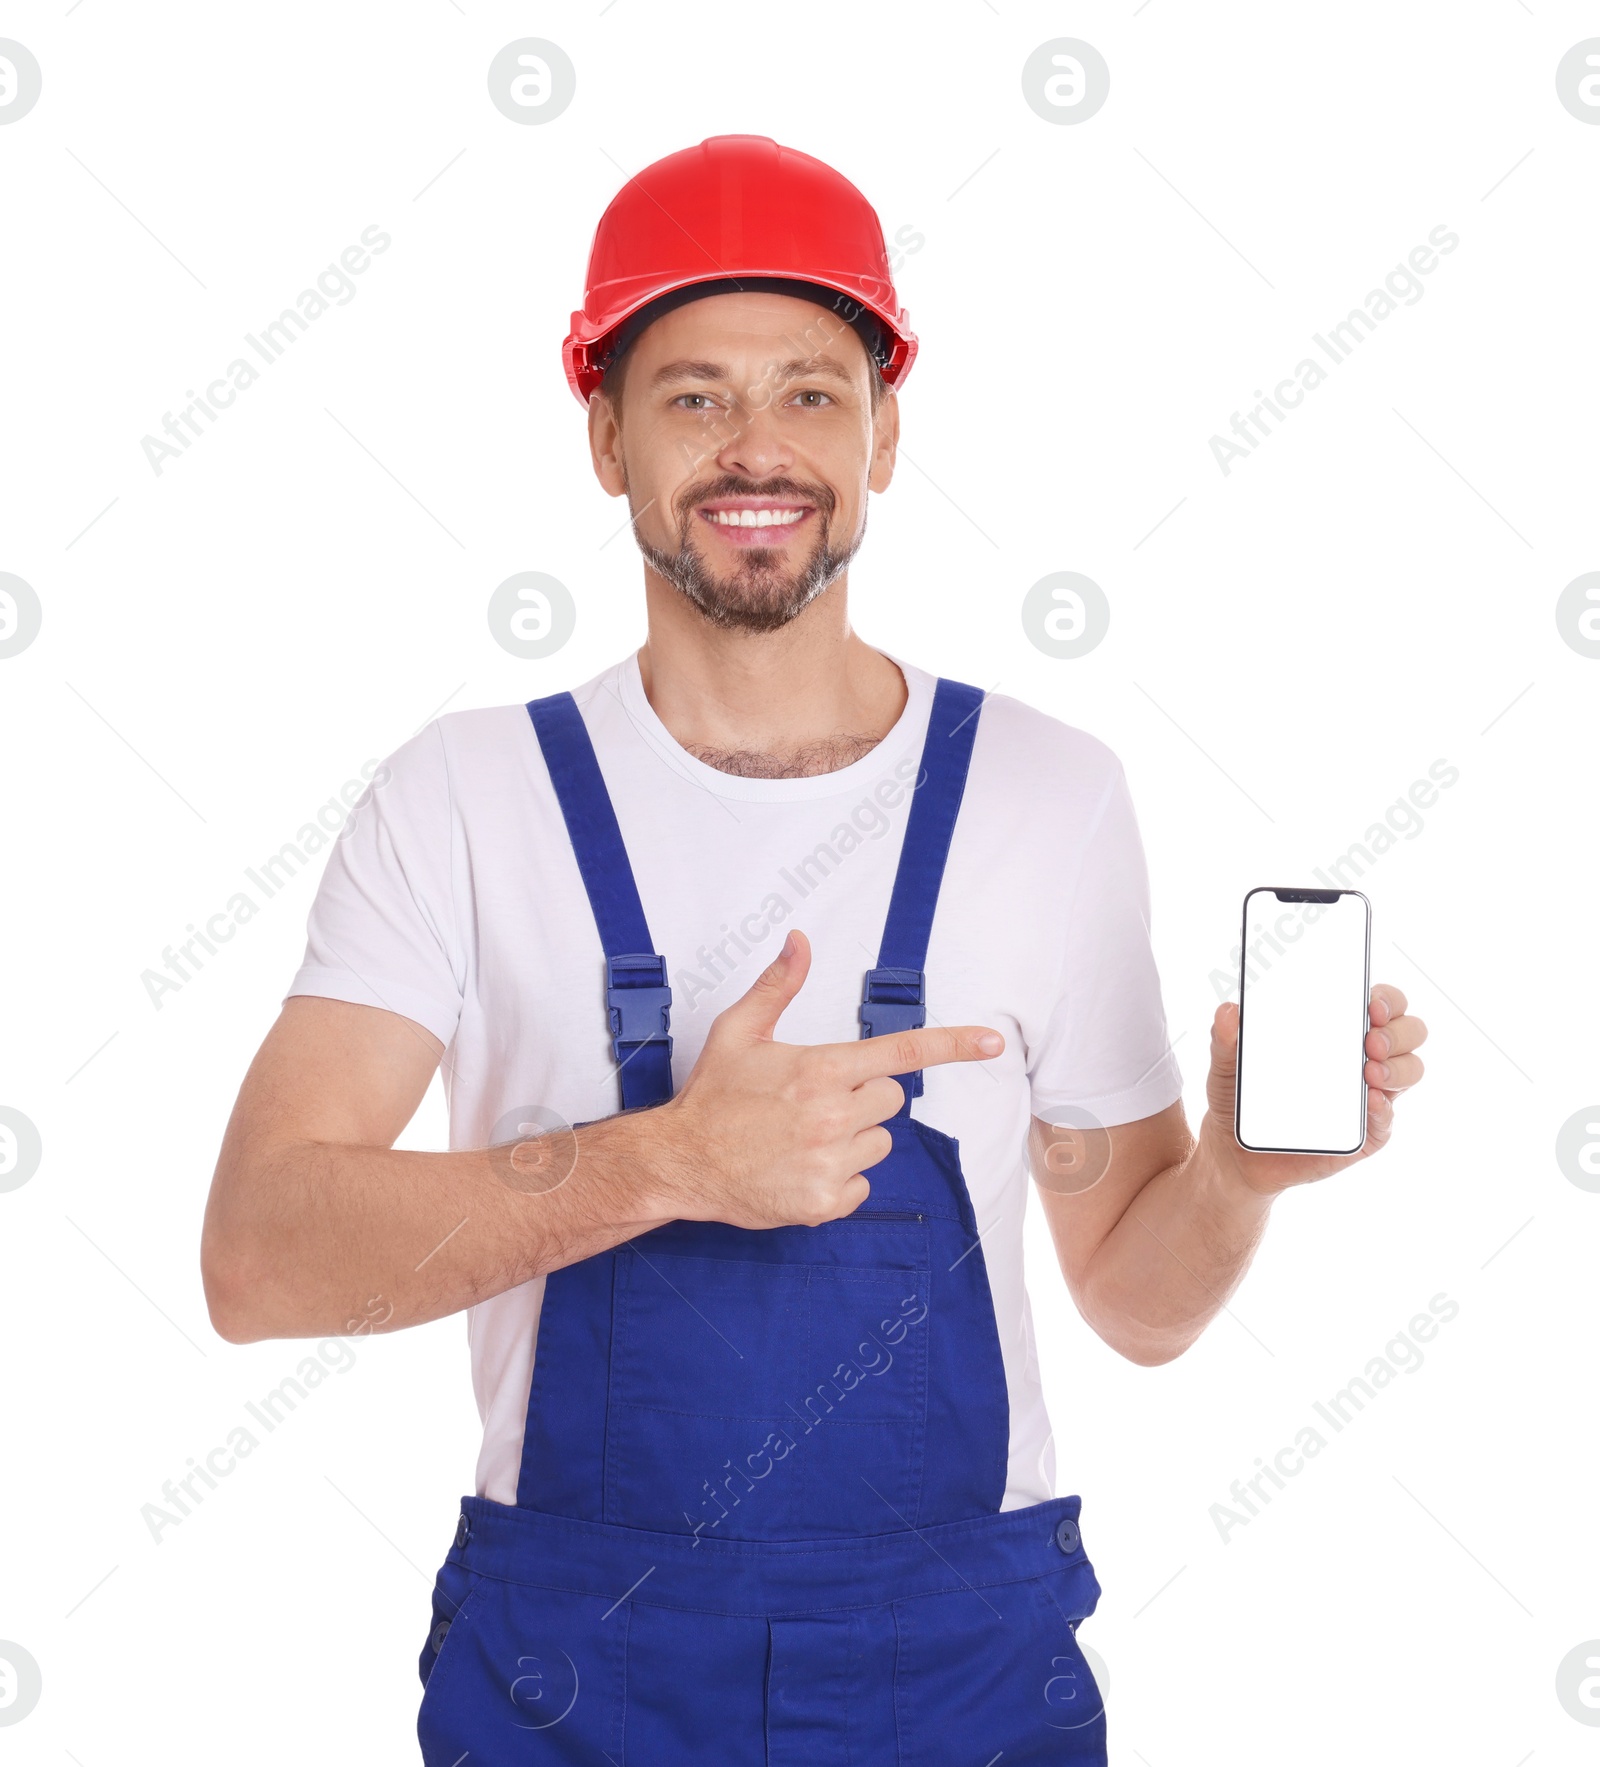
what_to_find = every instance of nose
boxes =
[711,400,794,484]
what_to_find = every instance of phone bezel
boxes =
[1233,886,1372,1157]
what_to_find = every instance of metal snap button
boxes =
[455,1511,471,1549]
[1054,1516,1080,1555]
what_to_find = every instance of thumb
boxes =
[712,928,811,1043]
[1205,1001,1240,1119]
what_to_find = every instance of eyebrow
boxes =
[648,356,857,392]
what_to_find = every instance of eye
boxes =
[791,389,834,409]
[671,392,720,412]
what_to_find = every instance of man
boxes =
[201,135,1427,1764]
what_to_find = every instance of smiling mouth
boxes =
[695,502,815,544]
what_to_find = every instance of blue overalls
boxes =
[417,678,1108,1763]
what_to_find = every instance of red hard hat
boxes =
[562,134,917,406]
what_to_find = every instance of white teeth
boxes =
[706,507,807,528]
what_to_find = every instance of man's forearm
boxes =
[202,1112,681,1343]
[1078,1119,1277,1366]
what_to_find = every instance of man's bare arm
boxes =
[201,931,1004,1344]
[1029,988,1426,1365]
[199,996,680,1343]
[1029,1101,1268,1367]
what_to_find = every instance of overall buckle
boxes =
[859,966,926,1038]
[860,967,926,1100]
[606,953,673,1059]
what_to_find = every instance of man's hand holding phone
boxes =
[1204,981,1428,1198]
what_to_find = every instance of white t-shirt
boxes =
[287,651,1183,1510]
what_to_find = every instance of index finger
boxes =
[841,1025,1005,1082]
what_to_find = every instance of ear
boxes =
[589,389,627,497]
[867,384,899,494]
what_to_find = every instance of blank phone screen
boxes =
[1235,889,1370,1154]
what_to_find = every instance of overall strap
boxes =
[526,691,674,1111]
[860,678,985,1107]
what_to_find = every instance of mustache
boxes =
[675,478,836,524]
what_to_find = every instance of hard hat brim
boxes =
[564,270,916,406]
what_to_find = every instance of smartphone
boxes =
[1234,887,1372,1156]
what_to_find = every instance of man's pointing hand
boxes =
[651,929,1004,1231]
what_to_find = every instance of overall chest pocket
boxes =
[604,1215,933,1539]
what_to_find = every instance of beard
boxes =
[629,474,865,634]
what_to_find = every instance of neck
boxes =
[636,572,908,778]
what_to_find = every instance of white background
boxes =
[2,2,1596,1761]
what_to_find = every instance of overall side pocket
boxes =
[417,1560,483,1693]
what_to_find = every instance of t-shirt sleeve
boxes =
[284,722,464,1048]
[1026,758,1184,1126]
